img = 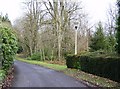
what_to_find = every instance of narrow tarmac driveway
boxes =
[12,60,90,88]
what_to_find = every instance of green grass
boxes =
[16,56,120,87]
[16,57,67,71]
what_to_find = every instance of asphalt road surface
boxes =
[12,60,90,88]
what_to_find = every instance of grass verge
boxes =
[16,56,120,87]
[63,69,120,87]
[16,57,67,71]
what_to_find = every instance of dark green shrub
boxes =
[17,45,23,53]
[66,54,80,69]
[66,52,120,82]
[29,52,43,61]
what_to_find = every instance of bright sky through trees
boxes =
[0,0,116,25]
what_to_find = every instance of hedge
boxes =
[66,53,120,82]
[66,55,80,69]
[0,27,18,73]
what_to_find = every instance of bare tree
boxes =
[106,4,117,35]
[14,0,45,56]
[14,0,90,60]
[43,0,82,60]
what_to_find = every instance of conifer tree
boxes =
[90,22,106,51]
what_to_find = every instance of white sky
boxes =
[82,0,116,25]
[0,0,117,25]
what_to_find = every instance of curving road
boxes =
[12,60,90,88]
